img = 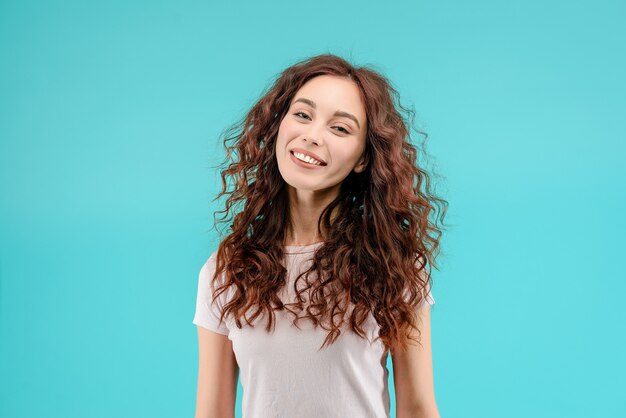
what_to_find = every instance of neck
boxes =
[282,182,345,246]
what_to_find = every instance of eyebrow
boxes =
[292,97,361,130]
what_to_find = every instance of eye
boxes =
[294,111,350,134]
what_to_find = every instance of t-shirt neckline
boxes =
[284,241,324,254]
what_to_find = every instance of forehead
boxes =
[291,75,366,119]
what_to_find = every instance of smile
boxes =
[289,151,326,169]
[293,151,323,165]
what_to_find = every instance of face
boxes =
[275,75,368,196]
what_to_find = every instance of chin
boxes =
[284,179,320,192]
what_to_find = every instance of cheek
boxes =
[279,117,301,138]
[276,119,297,153]
[329,145,354,164]
[329,145,363,174]
[276,121,287,145]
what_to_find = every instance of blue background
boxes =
[1,1,624,417]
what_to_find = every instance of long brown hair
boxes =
[208,53,448,353]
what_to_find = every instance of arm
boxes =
[391,305,440,418]
[194,326,239,418]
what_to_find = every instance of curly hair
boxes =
[207,53,448,353]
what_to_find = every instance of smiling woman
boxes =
[275,74,369,194]
[192,53,448,418]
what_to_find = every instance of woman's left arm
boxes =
[391,305,440,418]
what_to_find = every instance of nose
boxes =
[304,122,326,146]
[303,136,319,145]
[303,125,325,146]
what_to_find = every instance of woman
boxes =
[193,53,448,418]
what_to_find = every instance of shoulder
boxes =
[199,249,234,298]
[198,250,220,284]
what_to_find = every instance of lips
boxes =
[289,147,327,165]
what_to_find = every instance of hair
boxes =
[207,53,449,353]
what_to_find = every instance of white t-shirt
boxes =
[192,242,435,418]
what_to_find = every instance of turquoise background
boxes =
[1,0,624,417]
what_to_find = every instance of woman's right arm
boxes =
[194,326,239,418]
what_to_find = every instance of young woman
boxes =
[193,54,448,418]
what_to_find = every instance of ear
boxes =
[353,154,367,174]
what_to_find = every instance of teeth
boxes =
[294,152,323,166]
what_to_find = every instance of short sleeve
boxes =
[192,252,230,335]
[418,280,435,309]
[400,280,435,310]
[407,259,436,310]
